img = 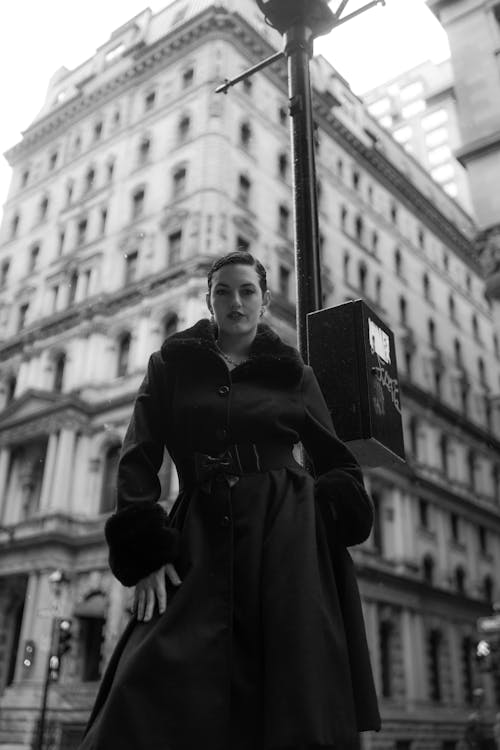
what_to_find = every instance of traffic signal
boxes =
[22,640,35,675]
[49,618,73,681]
[476,639,493,672]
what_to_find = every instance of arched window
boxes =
[461,636,474,705]
[343,251,350,283]
[39,196,49,222]
[467,450,476,491]
[76,592,106,682]
[478,357,487,387]
[423,272,430,301]
[336,157,343,178]
[448,294,456,322]
[6,374,17,404]
[10,212,20,239]
[428,318,436,347]
[340,205,348,231]
[100,443,120,514]
[472,314,479,340]
[439,434,448,476]
[173,166,187,196]
[394,248,402,276]
[117,333,131,377]
[53,353,66,393]
[423,554,434,585]
[278,152,288,180]
[355,215,364,243]
[454,339,462,368]
[399,296,407,326]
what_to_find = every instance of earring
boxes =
[260,308,264,318]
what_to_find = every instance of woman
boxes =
[79,251,380,750]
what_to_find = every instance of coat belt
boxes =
[178,442,299,493]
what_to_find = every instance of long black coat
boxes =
[80,319,380,750]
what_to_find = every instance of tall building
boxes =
[0,1,500,748]
[427,0,500,317]
[363,59,474,215]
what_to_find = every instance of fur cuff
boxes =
[104,502,181,587]
[315,470,373,546]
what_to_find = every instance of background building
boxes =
[0,1,499,748]
[363,59,474,215]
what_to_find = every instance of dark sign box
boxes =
[307,300,405,467]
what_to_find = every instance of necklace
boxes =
[215,341,248,367]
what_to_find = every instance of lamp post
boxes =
[35,570,70,750]
[216,0,385,361]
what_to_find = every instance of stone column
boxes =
[50,429,76,512]
[401,609,418,704]
[447,623,462,706]
[413,612,427,702]
[0,447,11,522]
[71,433,91,514]
[39,433,59,511]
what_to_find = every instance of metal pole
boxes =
[35,619,54,750]
[284,24,322,363]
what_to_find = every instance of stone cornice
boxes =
[312,96,481,273]
[4,8,278,165]
[0,257,211,361]
[400,377,500,453]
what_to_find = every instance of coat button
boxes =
[217,385,230,397]
[221,515,231,527]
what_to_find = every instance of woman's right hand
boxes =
[134,563,182,622]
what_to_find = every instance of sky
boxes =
[0,0,449,215]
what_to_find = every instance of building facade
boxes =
[363,59,474,216]
[0,1,500,748]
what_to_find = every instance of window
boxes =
[68,271,78,306]
[393,126,412,144]
[0,259,10,287]
[428,629,442,702]
[112,108,121,126]
[278,205,290,236]
[428,145,452,166]
[418,498,429,529]
[278,104,288,126]
[443,252,449,272]
[168,230,182,265]
[238,174,251,206]
[493,333,499,359]
[343,252,350,283]
[355,215,364,244]
[101,444,120,513]
[85,167,95,192]
[117,333,131,377]
[428,318,436,347]
[145,91,156,111]
[66,181,74,205]
[93,121,103,141]
[58,230,65,256]
[401,80,423,101]
[478,357,487,387]
[77,218,88,246]
[455,566,466,594]
[371,491,383,553]
[53,353,66,392]
[401,99,425,118]
[18,303,29,331]
[10,213,20,239]
[375,276,382,306]
[425,127,448,148]
[394,248,402,276]
[124,251,138,286]
[352,169,360,191]
[432,163,454,183]
[454,338,462,368]
[29,244,40,273]
[107,160,115,182]
[178,114,191,140]
[73,134,82,155]
[450,512,460,542]
[240,121,252,149]
[448,294,456,322]
[182,67,194,88]
[138,137,151,164]
[423,272,431,301]
[83,269,92,298]
[479,526,488,555]
[483,575,494,603]
[422,109,448,131]
[390,203,398,224]
[358,263,367,295]
[243,78,253,96]
[340,205,348,231]
[79,613,105,682]
[423,555,434,585]
[417,227,425,250]
[461,637,474,705]
[368,97,390,116]
[100,208,108,235]
[39,196,49,222]
[21,169,30,188]
[471,314,479,340]
[336,158,344,178]
[6,375,16,404]
[279,265,291,298]
[379,621,393,698]
[49,151,58,170]
[51,285,59,313]
[278,152,288,179]
[132,188,145,219]
[398,296,407,326]
[173,167,187,196]
[371,231,379,255]
[440,435,449,476]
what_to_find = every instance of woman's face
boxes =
[207,263,270,338]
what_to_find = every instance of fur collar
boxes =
[160,318,304,386]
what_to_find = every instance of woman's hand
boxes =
[134,563,182,622]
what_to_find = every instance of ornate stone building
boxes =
[0,1,499,748]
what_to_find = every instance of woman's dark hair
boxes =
[207,252,267,296]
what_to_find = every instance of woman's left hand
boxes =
[134,563,182,622]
